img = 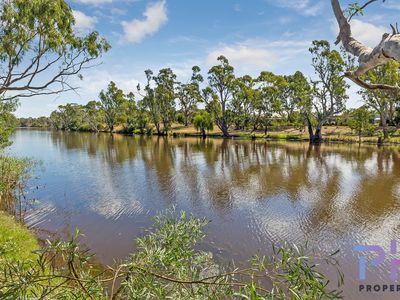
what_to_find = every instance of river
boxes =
[10,128,400,299]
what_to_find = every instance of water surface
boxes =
[10,129,400,299]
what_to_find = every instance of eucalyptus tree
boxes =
[203,56,235,137]
[279,71,312,125]
[153,68,177,134]
[0,100,18,148]
[331,0,400,90]
[177,66,203,126]
[0,0,109,146]
[99,81,127,133]
[56,103,84,131]
[50,111,63,130]
[348,106,375,143]
[84,101,102,132]
[359,61,400,139]
[231,75,256,130]
[257,71,286,134]
[0,0,109,101]
[139,70,161,135]
[306,40,349,143]
[124,92,138,132]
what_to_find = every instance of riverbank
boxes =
[0,212,38,263]
[129,124,400,146]
[19,124,400,146]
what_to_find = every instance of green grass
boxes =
[0,212,38,263]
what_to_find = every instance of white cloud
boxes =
[351,20,387,47]
[78,70,141,96]
[121,0,168,44]
[383,2,400,10]
[206,39,313,75]
[74,0,113,4]
[269,0,324,16]
[331,19,387,48]
[72,10,98,31]
[207,45,277,71]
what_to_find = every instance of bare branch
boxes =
[331,0,400,90]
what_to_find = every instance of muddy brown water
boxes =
[9,128,400,299]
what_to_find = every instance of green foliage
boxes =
[0,0,109,101]
[231,75,256,130]
[305,40,349,141]
[84,101,103,132]
[0,229,106,300]
[359,61,400,139]
[348,106,376,141]
[0,100,18,148]
[18,116,51,128]
[309,40,349,121]
[280,71,313,125]
[0,156,36,219]
[139,68,177,135]
[154,68,177,134]
[193,111,214,137]
[0,210,344,299]
[204,55,236,137]
[99,81,128,132]
[177,66,204,126]
[257,71,287,133]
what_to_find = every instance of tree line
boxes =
[21,39,400,143]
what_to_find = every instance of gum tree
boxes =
[99,81,127,133]
[306,40,349,143]
[154,68,177,135]
[279,71,312,125]
[203,56,235,137]
[331,0,400,90]
[348,106,374,143]
[0,100,18,148]
[0,0,109,101]
[359,61,400,139]
[0,0,108,145]
[177,66,203,126]
[231,75,255,130]
[139,70,161,135]
[257,71,286,135]
[84,101,102,132]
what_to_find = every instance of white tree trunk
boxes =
[331,0,400,90]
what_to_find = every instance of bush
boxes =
[0,156,36,220]
[0,210,344,299]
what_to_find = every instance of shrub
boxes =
[0,156,36,220]
[0,210,344,299]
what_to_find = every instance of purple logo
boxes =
[354,240,400,281]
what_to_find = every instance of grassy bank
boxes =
[140,124,400,145]
[0,212,38,263]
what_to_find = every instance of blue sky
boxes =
[16,0,400,117]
